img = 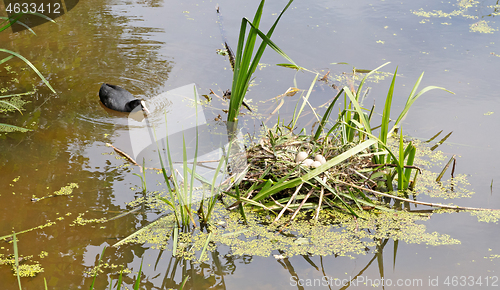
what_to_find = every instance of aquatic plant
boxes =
[226,0,300,123]
[337,63,452,191]
[0,12,56,133]
[154,86,240,228]
[226,64,455,219]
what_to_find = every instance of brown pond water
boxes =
[1,0,500,289]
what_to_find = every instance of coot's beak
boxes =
[140,100,150,115]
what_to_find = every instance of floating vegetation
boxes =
[469,210,500,223]
[470,20,497,34]
[31,183,79,202]
[412,0,500,33]
[15,263,44,278]
[116,201,461,260]
[70,212,107,227]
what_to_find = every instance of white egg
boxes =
[295,151,308,163]
[315,154,327,165]
[311,161,322,168]
[301,159,314,167]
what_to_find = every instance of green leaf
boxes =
[0,49,56,94]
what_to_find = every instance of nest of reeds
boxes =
[235,129,381,219]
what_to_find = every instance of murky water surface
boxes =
[1,0,500,288]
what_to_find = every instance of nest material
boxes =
[239,131,376,210]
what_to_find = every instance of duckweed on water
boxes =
[70,212,107,227]
[412,0,500,34]
[470,20,497,34]
[387,139,473,199]
[15,263,44,277]
[468,210,500,223]
[116,201,460,260]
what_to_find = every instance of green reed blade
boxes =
[0,15,35,34]
[116,266,123,290]
[235,186,248,223]
[291,73,319,130]
[189,86,199,208]
[403,143,416,189]
[199,232,213,262]
[90,246,106,290]
[133,258,143,290]
[344,88,372,134]
[0,55,14,66]
[0,123,31,132]
[228,0,296,122]
[380,67,397,147]
[397,127,404,190]
[153,122,181,226]
[180,275,189,290]
[0,49,56,94]
[173,226,179,256]
[12,232,22,290]
[393,72,454,128]
[355,62,391,100]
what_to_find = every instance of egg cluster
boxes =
[295,151,327,168]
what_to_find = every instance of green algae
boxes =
[31,183,79,201]
[15,263,44,277]
[70,212,107,227]
[0,252,45,278]
[469,210,500,223]
[412,0,500,33]
[470,20,497,34]
[116,200,460,260]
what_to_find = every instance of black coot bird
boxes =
[99,83,150,114]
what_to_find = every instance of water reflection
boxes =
[0,0,172,287]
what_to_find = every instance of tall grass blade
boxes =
[403,143,416,189]
[355,62,391,100]
[189,85,199,214]
[116,266,124,290]
[12,232,22,290]
[90,246,107,290]
[0,99,23,114]
[0,55,14,65]
[0,49,56,94]
[397,128,404,190]
[180,275,189,290]
[393,72,454,128]
[199,232,213,262]
[133,258,143,290]
[313,88,343,140]
[380,68,397,148]
[1,12,55,33]
[291,73,319,130]
[172,226,179,256]
[228,0,297,122]
[343,88,372,135]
